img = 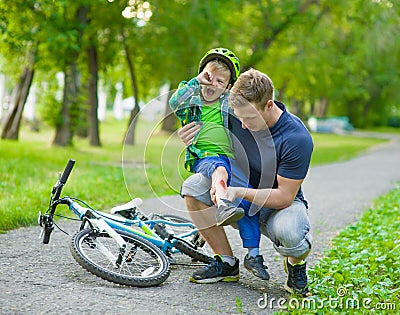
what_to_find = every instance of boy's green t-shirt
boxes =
[195,101,234,158]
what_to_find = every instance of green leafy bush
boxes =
[283,185,400,314]
[387,116,400,128]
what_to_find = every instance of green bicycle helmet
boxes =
[198,48,240,84]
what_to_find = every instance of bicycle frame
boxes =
[65,197,200,257]
[39,158,210,277]
[39,159,211,287]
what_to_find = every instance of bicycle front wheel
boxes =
[70,229,170,287]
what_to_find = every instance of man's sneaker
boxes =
[189,255,239,284]
[283,257,311,296]
[244,254,270,280]
[216,199,245,226]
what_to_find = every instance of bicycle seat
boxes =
[110,198,143,218]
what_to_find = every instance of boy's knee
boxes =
[181,173,213,207]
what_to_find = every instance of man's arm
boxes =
[227,175,303,210]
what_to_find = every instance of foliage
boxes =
[1,0,399,142]
[235,296,243,315]
[36,74,63,127]
[280,185,400,314]
[387,116,400,128]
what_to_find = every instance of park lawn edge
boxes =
[277,184,400,314]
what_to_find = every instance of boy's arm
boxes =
[169,77,201,112]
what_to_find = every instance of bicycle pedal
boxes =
[113,209,135,219]
[168,256,177,265]
[191,232,206,247]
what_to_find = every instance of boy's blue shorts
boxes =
[193,155,232,185]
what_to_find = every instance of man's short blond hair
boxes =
[230,68,274,110]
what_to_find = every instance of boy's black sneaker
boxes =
[283,257,311,296]
[244,254,270,280]
[216,199,245,226]
[189,255,239,284]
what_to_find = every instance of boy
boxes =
[169,48,244,227]
[169,48,270,280]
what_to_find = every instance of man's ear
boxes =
[266,100,274,109]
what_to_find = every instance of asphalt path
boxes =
[1,132,399,315]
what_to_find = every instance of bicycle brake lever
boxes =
[38,211,43,226]
[37,212,46,239]
[39,227,44,239]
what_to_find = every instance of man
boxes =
[179,69,313,296]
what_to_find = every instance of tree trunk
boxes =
[87,44,101,146]
[161,80,178,132]
[313,97,328,118]
[1,50,35,140]
[161,109,178,133]
[125,105,140,145]
[161,102,177,132]
[52,5,88,146]
[52,63,78,146]
[121,31,140,145]
[74,5,90,139]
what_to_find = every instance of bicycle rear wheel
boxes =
[153,214,212,263]
[70,228,170,287]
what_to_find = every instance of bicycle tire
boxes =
[173,239,212,263]
[70,228,170,287]
[154,214,212,263]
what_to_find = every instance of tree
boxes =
[1,48,36,140]
[97,0,155,145]
[0,1,39,140]
[51,3,89,146]
[2,0,399,141]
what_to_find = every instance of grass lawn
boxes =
[0,116,387,232]
[369,126,400,134]
[278,185,400,314]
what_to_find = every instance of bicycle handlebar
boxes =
[60,159,75,184]
[52,159,75,202]
[41,159,76,244]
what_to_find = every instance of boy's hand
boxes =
[197,70,214,85]
[178,121,201,146]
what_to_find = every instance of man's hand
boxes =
[211,186,240,205]
[178,121,201,146]
[225,187,239,202]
